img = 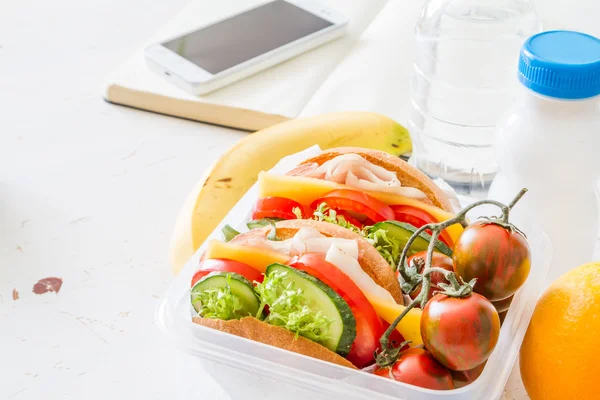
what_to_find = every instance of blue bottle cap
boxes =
[518,30,600,99]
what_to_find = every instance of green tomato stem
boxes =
[377,296,420,367]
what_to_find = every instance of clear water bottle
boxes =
[408,0,541,196]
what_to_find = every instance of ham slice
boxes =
[253,227,396,302]
[291,154,426,199]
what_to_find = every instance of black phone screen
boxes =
[162,1,333,74]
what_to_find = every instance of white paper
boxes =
[104,0,388,123]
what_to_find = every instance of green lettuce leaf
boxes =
[363,227,402,271]
[222,225,241,242]
[246,218,283,230]
[254,271,332,343]
[302,203,362,234]
[191,275,247,320]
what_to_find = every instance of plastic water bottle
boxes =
[408,0,541,196]
[489,31,600,284]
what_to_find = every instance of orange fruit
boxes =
[520,262,600,400]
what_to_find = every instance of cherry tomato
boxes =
[491,295,513,313]
[252,197,312,220]
[289,253,384,368]
[451,362,485,388]
[421,293,500,371]
[498,310,508,325]
[406,251,453,304]
[312,190,394,223]
[453,221,531,302]
[191,259,263,287]
[391,205,453,247]
[374,348,454,390]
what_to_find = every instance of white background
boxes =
[1,0,598,399]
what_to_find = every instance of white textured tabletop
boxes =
[1,1,597,399]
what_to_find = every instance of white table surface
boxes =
[1,1,598,399]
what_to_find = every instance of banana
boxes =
[170,112,412,273]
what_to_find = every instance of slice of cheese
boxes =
[366,294,423,346]
[257,172,463,243]
[204,240,289,273]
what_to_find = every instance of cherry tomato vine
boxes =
[376,188,528,368]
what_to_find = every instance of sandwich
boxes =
[190,219,420,369]
[249,147,462,269]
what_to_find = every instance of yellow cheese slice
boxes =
[366,294,423,346]
[257,172,463,243]
[204,240,289,273]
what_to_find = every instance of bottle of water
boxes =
[408,0,541,196]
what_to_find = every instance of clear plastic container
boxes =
[157,147,551,400]
[408,0,541,196]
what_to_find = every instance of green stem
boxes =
[446,271,462,291]
[508,188,528,211]
[378,296,420,359]
[396,257,414,288]
[397,223,436,272]
[419,227,440,307]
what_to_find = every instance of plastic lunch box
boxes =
[156,147,551,400]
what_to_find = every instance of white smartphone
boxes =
[145,0,348,95]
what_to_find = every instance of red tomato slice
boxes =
[312,190,395,223]
[191,270,212,287]
[288,253,384,368]
[335,210,364,229]
[252,197,312,220]
[390,205,454,247]
[191,258,263,287]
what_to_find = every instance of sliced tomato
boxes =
[288,253,384,368]
[312,190,394,223]
[335,210,365,229]
[191,270,212,287]
[252,197,312,220]
[391,205,454,247]
[191,258,263,287]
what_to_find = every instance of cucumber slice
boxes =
[265,264,356,356]
[372,221,453,258]
[191,272,260,320]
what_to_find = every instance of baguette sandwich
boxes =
[191,219,420,369]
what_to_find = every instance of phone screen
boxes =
[162,1,333,75]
